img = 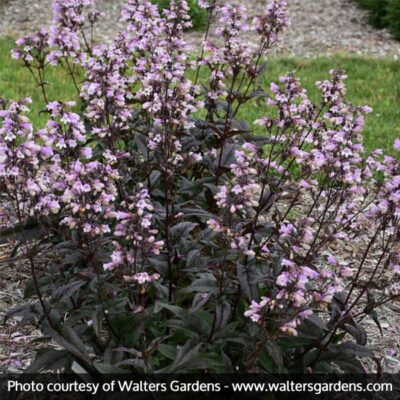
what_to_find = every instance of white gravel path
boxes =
[0,0,399,57]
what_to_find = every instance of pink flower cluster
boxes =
[104,188,164,271]
[0,99,43,227]
[11,28,50,65]
[214,143,261,214]
[49,0,99,62]
[208,66,400,335]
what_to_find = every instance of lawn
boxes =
[0,37,399,153]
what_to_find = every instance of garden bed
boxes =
[0,0,400,379]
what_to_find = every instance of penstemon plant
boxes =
[1,0,400,373]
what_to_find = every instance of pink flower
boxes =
[279,223,294,238]
[123,272,160,284]
[327,255,337,266]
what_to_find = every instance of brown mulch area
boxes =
[0,244,43,372]
[1,238,400,372]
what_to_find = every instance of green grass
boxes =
[0,38,80,128]
[1,37,399,153]
[244,56,400,153]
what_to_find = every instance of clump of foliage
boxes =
[354,0,389,29]
[354,0,400,39]
[385,0,400,40]
[1,0,400,374]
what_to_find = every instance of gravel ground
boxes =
[0,0,399,57]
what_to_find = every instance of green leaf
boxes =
[4,303,39,325]
[170,222,198,241]
[266,342,284,370]
[26,349,71,373]
[176,342,203,366]
[329,341,373,359]
[154,302,185,317]
[181,275,218,295]
[221,143,237,166]
[190,292,210,313]
[181,208,215,220]
[186,249,202,268]
[115,358,146,370]
[93,363,127,374]
[344,322,367,346]
[369,309,383,336]
[236,262,253,301]
[53,280,86,301]
[259,350,278,372]
[42,320,93,370]
[133,132,148,157]
[91,307,103,338]
[158,344,178,361]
